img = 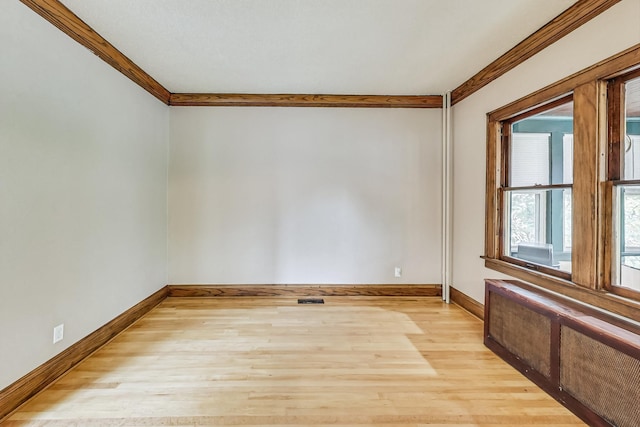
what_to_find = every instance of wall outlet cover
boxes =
[53,324,64,344]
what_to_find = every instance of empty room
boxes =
[2,0,640,425]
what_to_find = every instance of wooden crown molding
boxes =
[19,1,441,109]
[451,0,622,106]
[488,42,640,122]
[169,93,443,108]
[22,0,619,108]
[19,0,171,104]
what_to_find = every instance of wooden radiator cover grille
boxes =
[488,293,551,377]
[560,326,640,427]
[485,279,640,427]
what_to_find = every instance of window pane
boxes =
[562,134,573,184]
[615,185,640,292]
[623,77,640,180]
[510,133,550,187]
[504,188,572,273]
[563,189,572,252]
[510,101,573,186]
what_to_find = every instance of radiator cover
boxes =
[485,280,640,427]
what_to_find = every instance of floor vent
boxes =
[298,298,324,304]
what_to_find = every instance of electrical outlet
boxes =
[53,324,64,344]
[394,267,402,278]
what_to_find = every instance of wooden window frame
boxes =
[484,43,640,322]
[497,96,574,281]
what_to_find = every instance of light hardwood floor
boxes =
[3,297,585,426]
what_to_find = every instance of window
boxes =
[611,74,640,296]
[485,44,640,318]
[500,99,574,278]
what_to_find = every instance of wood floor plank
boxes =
[3,297,585,426]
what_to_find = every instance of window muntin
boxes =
[500,100,573,277]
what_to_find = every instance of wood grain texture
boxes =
[572,82,600,288]
[0,286,168,422]
[484,41,640,314]
[607,78,625,181]
[451,0,622,106]
[595,82,610,291]
[169,93,443,108]
[507,95,575,125]
[19,0,171,104]
[167,284,442,297]
[600,181,614,291]
[485,258,640,323]
[485,120,500,258]
[450,286,484,320]
[489,42,640,122]
[3,296,585,426]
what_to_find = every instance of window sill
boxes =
[484,257,640,323]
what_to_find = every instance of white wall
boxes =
[451,0,640,303]
[169,107,441,284]
[0,3,169,390]
[8,0,634,394]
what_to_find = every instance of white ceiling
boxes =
[60,0,577,95]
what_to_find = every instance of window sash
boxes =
[500,186,572,278]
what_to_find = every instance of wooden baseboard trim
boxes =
[1,283,439,420]
[167,284,442,298]
[0,286,169,422]
[450,287,484,320]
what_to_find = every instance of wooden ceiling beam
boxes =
[17,0,440,109]
[22,0,619,109]
[170,93,443,108]
[451,0,622,106]
[19,0,171,104]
